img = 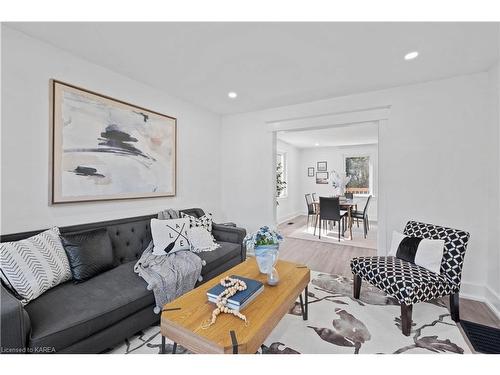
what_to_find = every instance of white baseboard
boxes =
[484,285,500,318]
[460,281,500,319]
[277,211,302,225]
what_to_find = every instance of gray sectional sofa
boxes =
[0,208,246,354]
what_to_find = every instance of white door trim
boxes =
[270,105,390,256]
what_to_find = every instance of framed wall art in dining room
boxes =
[50,80,177,203]
[316,172,329,184]
[308,167,315,177]
[317,161,327,171]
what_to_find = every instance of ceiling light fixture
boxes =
[404,51,419,61]
[314,142,320,146]
[228,91,238,99]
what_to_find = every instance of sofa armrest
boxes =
[212,224,247,261]
[1,284,31,353]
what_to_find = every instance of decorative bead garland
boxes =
[201,276,249,329]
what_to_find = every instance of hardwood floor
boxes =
[278,215,376,276]
[278,215,500,333]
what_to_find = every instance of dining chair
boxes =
[314,197,348,241]
[344,192,353,199]
[351,195,372,238]
[312,193,318,202]
[304,194,316,228]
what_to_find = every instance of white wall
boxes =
[276,139,301,223]
[497,55,500,312]
[220,72,499,310]
[485,59,500,314]
[299,144,378,220]
[1,26,222,234]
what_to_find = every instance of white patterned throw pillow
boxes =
[187,226,220,253]
[0,227,72,304]
[151,218,191,256]
[389,230,445,274]
[180,212,214,232]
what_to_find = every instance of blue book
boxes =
[207,275,264,307]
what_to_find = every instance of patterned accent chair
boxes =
[350,221,470,336]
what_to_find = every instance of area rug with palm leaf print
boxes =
[108,271,470,354]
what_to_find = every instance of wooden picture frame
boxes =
[317,161,327,171]
[307,167,315,177]
[51,80,177,203]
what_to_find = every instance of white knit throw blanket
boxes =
[134,209,203,313]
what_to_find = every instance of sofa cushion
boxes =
[25,261,153,351]
[61,228,115,283]
[197,241,241,277]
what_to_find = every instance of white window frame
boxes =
[343,153,373,197]
[276,151,288,199]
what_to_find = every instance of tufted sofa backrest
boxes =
[106,218,153,265]
[1,209,208,267]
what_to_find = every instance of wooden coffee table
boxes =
[160,259,310,354]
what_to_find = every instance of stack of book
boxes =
[207,275,264,312]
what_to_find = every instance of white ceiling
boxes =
[277,122,378,148]
[7,22,499,115]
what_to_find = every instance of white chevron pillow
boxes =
[0,227,71,304]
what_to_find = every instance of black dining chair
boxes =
[312,193,318,202]
[351,195,372,238]
[344,192,353,199]
[305,194,316,228]
[314,197,348,241]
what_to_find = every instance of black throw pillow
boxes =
[395,236,423,264]
[61,228,114,283]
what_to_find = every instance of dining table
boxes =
[312,198,358,240]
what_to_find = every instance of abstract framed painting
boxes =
[50,80,176,203]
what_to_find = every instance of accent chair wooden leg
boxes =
[400,304,413,336]
[353,274,361,299]
[450,293,460,322]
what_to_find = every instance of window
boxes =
[276,152,288,198]
[345,155,371,195]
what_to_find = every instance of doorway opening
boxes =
[274,121,379,269]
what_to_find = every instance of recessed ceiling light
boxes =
[228,91,238,99]
[404,51,419,61]
[314,142,320,146]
